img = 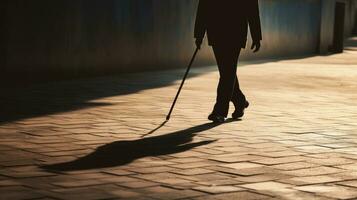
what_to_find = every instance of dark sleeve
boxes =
[248,0,262,42]
[194,0,207,39]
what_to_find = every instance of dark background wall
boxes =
[1,1,7,75]
[1,0,356,84]
[3,0,201,80]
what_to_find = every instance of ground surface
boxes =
[1,38,357,200]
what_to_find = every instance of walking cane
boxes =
[166,47,199,121]
[141,47,199,138]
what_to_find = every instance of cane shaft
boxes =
[166,48,199,121]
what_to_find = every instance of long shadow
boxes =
[0,68,216,124]
[41,122,225,171]
[0,52,325,125]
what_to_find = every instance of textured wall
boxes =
[1,0,356,82]
[0,1,6,73]
[320,0,357,53]
[3,0,203,78]
[242,0,321,59]
[345,0,357,35]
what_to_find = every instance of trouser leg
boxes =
[231,74,247,109]
[212,45,243,117]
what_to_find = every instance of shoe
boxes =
[208,113,226,123]
[232,101,250,119]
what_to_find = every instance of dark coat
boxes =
[194,0,262,48]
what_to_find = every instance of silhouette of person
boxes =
[194,0,262,123]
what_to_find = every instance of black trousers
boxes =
[212,45,246,117]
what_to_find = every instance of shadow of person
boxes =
[41,121,231,172]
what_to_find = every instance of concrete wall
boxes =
[345,0,357,35]
[1,0,356,83]
[320,0,357,53]
[3,0,201,79]
[0,1,7,75]
[242,0,322,59]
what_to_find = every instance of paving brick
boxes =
[118,180,160,189]
[134,172,194,182]
[278,175,342,186]
[269,161,318,171]
[0,170,55,179]
[141,185,182,194]
[52,179,108,188]
[146,189,205,200]
[99,176,141,183]
[193,185,245,194]
[172,161,215,169]
[0,186,44,200]
[128,166,175,174]
[337,180,357,188]
[222,161,265,169]
[252,156,306,165]
[233,174,283,183]
[154,178,193,185]
[334,163,357,170]
[295,184,357,199]
[103,168,135,176]
[330,171,357,180]
[209,154,265,163]
[55,190,119,200]
[192,173,234,181]
[240,181,295,193]
[198,179,244,186]
[0,180,22,186]
[304,157,356,166]
[193,191,272,200]
[283,166,343,177]
[172,168,214,176]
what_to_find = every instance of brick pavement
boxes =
[1,37,357,200]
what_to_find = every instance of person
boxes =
[194,0,262,123]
